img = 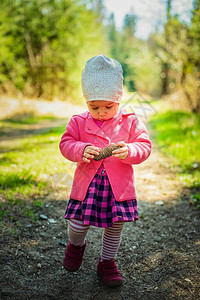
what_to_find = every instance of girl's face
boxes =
[87,100,119,121]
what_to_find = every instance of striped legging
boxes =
[68,218,124,260]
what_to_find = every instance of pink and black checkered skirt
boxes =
[64,165,138,228]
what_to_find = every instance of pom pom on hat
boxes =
[81,55,123,103]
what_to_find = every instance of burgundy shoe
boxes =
[97,258,123,287]
[63,242,86,272]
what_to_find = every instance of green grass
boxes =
[3,113,57,125]
[0,115,74,209]
[149,110,200,207]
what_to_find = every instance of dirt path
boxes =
[0,120,200,300]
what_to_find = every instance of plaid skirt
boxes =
[64,165,138,228]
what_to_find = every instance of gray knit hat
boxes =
[81,55,123,103]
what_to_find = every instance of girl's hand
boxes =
[83,145,100,163]
[112,141,128,160]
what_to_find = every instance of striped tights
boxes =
[68,219,124,261]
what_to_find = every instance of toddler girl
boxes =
[59,55,151,287]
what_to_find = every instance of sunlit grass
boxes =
[0,115,74,206]
[149,110,200,207]
[2,113,57,124]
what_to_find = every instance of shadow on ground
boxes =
[0,196,199,300]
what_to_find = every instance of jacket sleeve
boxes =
[122,116,152,165]
[59,116,92,162]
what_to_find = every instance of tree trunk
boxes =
[161,63,169,95]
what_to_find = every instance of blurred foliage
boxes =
[0,0,105,101]
[149,0,200,113]
[105,0,200,112]
[105,12,138,92]
[0,0,199,112]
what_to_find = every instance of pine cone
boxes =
[93,144,121,161]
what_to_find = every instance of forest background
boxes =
[0,0,199,208]
[0,0,199,113]
[0,3,200,298]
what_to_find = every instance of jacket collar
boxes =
[85,112,119,139]
[84,110,135,139]
[85,113,108,139]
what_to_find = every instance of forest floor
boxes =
[0,101,200,300]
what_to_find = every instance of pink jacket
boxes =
[59,111,151,202]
